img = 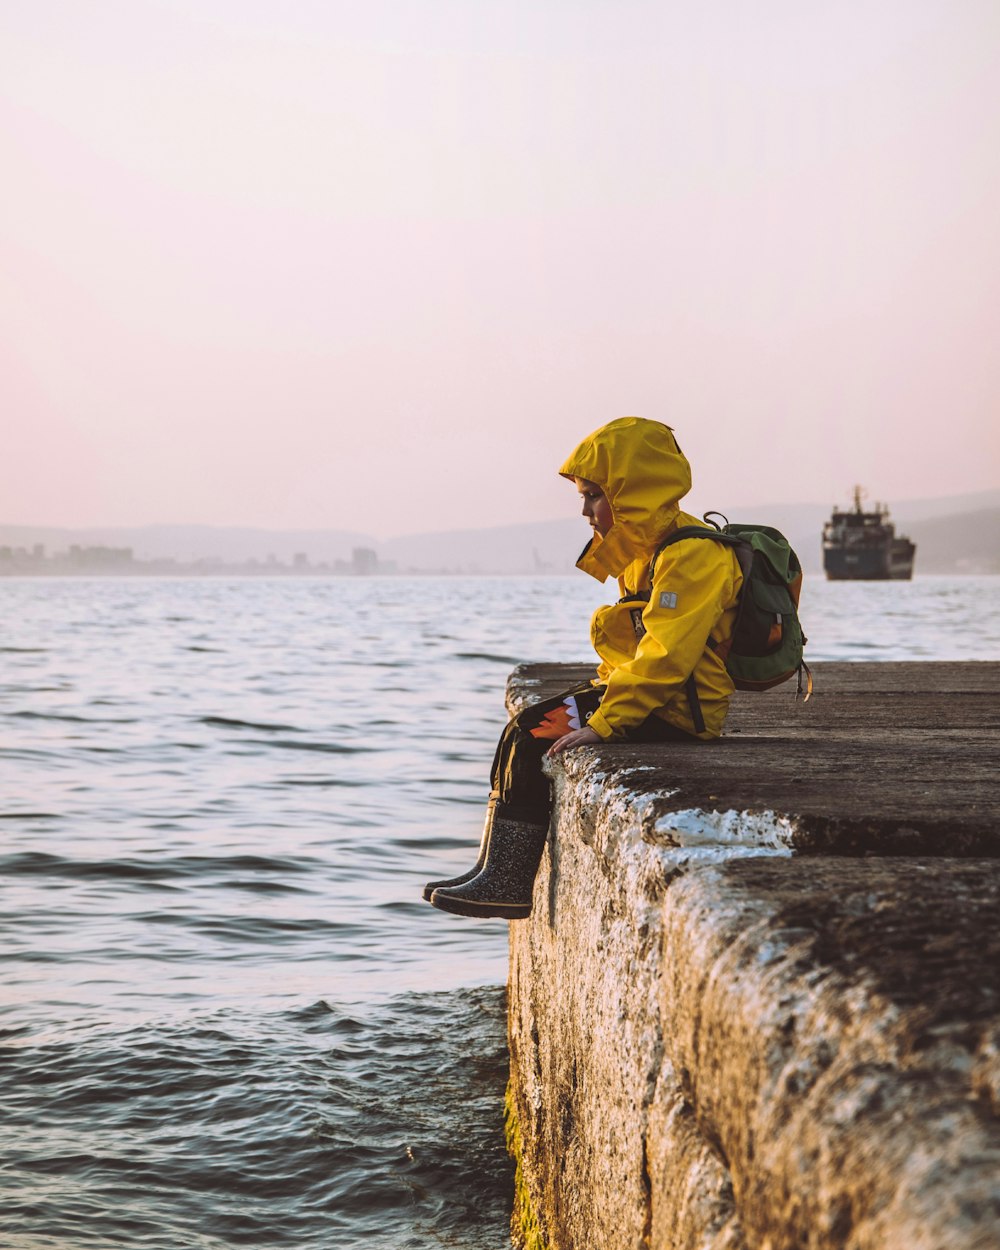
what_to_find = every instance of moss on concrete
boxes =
[504,1079,548,1250]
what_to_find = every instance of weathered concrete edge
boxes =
[660,860,1000,1250]
[506,746,777,1250]
[505,666,1000,1250]
[509,749,1000,1249]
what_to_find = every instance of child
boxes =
[424,416,743,920]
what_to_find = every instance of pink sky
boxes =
[3,0,998,537]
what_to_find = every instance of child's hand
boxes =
[546,727,602,757]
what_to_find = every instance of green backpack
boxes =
[650,514,812,721]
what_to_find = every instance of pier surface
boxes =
[504,661,1000,1250]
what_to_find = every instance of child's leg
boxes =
[489,684,604,824]
[427,685,603,919]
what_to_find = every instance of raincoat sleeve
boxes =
[586,538,739,740]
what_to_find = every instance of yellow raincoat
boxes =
[560,417,743,740]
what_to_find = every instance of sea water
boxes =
[2,574,998,1249]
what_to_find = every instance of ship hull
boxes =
[824,549,891,580]
[823,544,915,581]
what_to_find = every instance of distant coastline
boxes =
[0,541,555,578]
[2,488,999,576]
[0,542,400,578]
[0,544,552,578]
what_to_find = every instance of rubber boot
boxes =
[429,813,548,920]
[421,797,496,902]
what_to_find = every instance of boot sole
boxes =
[429,890,531,920]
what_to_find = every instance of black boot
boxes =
[421,798,496,902]
[429,813,548,920]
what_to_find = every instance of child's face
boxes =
[573,477,613,537]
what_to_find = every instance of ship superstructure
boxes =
[822,487,916,580]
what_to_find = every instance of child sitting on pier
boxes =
[424,416,744,920]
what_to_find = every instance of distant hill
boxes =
[2,489,997,575]
[905,508,1000,574]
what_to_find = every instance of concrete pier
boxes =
[504,661,1000,1250]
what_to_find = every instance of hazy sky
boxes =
[3,0,998,536]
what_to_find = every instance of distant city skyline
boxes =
[3,1,998,536]
[0,540,398,577]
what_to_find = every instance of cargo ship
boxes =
[822,488,916,580]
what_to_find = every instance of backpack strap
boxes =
[651,526,753,583]
[650,525,750,735]
[797,659,814,701]
[684,675,706,734]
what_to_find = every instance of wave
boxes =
[454,650,523,663]
[127,912,355,941]
[9,710,138,724]
[0,851,317,881]
[244,738,372,755]
[200,715,304,732]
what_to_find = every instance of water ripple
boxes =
[0,988,512,1250]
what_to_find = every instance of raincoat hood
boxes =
[560,417,692,582]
